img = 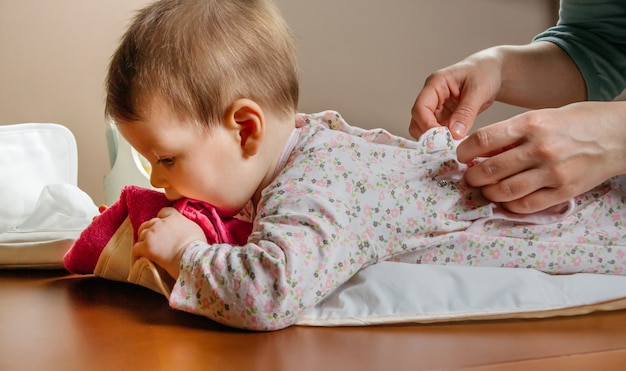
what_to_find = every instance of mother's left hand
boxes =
[456,101,626,213]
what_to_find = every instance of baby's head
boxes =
[105,0,300,216]
[105,0,299,128]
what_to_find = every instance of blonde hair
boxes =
[106,0,299,127]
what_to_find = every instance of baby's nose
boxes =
[149,168,167,189]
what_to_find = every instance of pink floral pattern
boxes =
[170,111,626,330]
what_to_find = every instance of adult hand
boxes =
[410,43,587,141]
[457,101,626,213]
[134,207,207,279]
[409,49,503,140]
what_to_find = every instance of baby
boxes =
[105,0,626,330]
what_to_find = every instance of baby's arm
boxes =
[168,208,372,331]
[132,205,324,330]
[134,207,207,279]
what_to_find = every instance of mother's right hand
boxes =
[457,101,626,213]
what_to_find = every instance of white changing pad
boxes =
[132,251,626,326]
[297,262,626,326]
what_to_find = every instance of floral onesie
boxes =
[170,111,626,330]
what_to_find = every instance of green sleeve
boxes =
[532,0,626,101]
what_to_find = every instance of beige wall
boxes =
[0,1,556,204]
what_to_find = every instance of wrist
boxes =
[170,240,204,279]
[611,101,626,175]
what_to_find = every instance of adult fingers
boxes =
[462,135,538,188]
[456,120,524,164]
[499,185,573,214]
[478,167,546,204]
[409,88,444,139]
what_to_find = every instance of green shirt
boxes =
[533,0,626,101]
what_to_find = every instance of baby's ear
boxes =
[225,99,264,157]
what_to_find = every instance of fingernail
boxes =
[450,122,466,137]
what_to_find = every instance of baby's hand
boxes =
[134,207,207,279]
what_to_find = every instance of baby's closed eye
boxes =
[157,157,175,166]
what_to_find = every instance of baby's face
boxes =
[116,102,257,217]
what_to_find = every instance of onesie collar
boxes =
[270,126,301,180]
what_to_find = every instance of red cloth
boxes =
[63,186,252,274]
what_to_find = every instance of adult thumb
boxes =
[448,102,480,139]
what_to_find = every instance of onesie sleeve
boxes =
[532,0,626,101]
[170,239,301,331]
[168,199,371,331]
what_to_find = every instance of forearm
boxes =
[167,233,365,331]
[493,42,587,109]
[169,241,298,330]
[603,100,626,177]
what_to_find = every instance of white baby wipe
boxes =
[0,123,98,268]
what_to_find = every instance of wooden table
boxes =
[1,269,625,371]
